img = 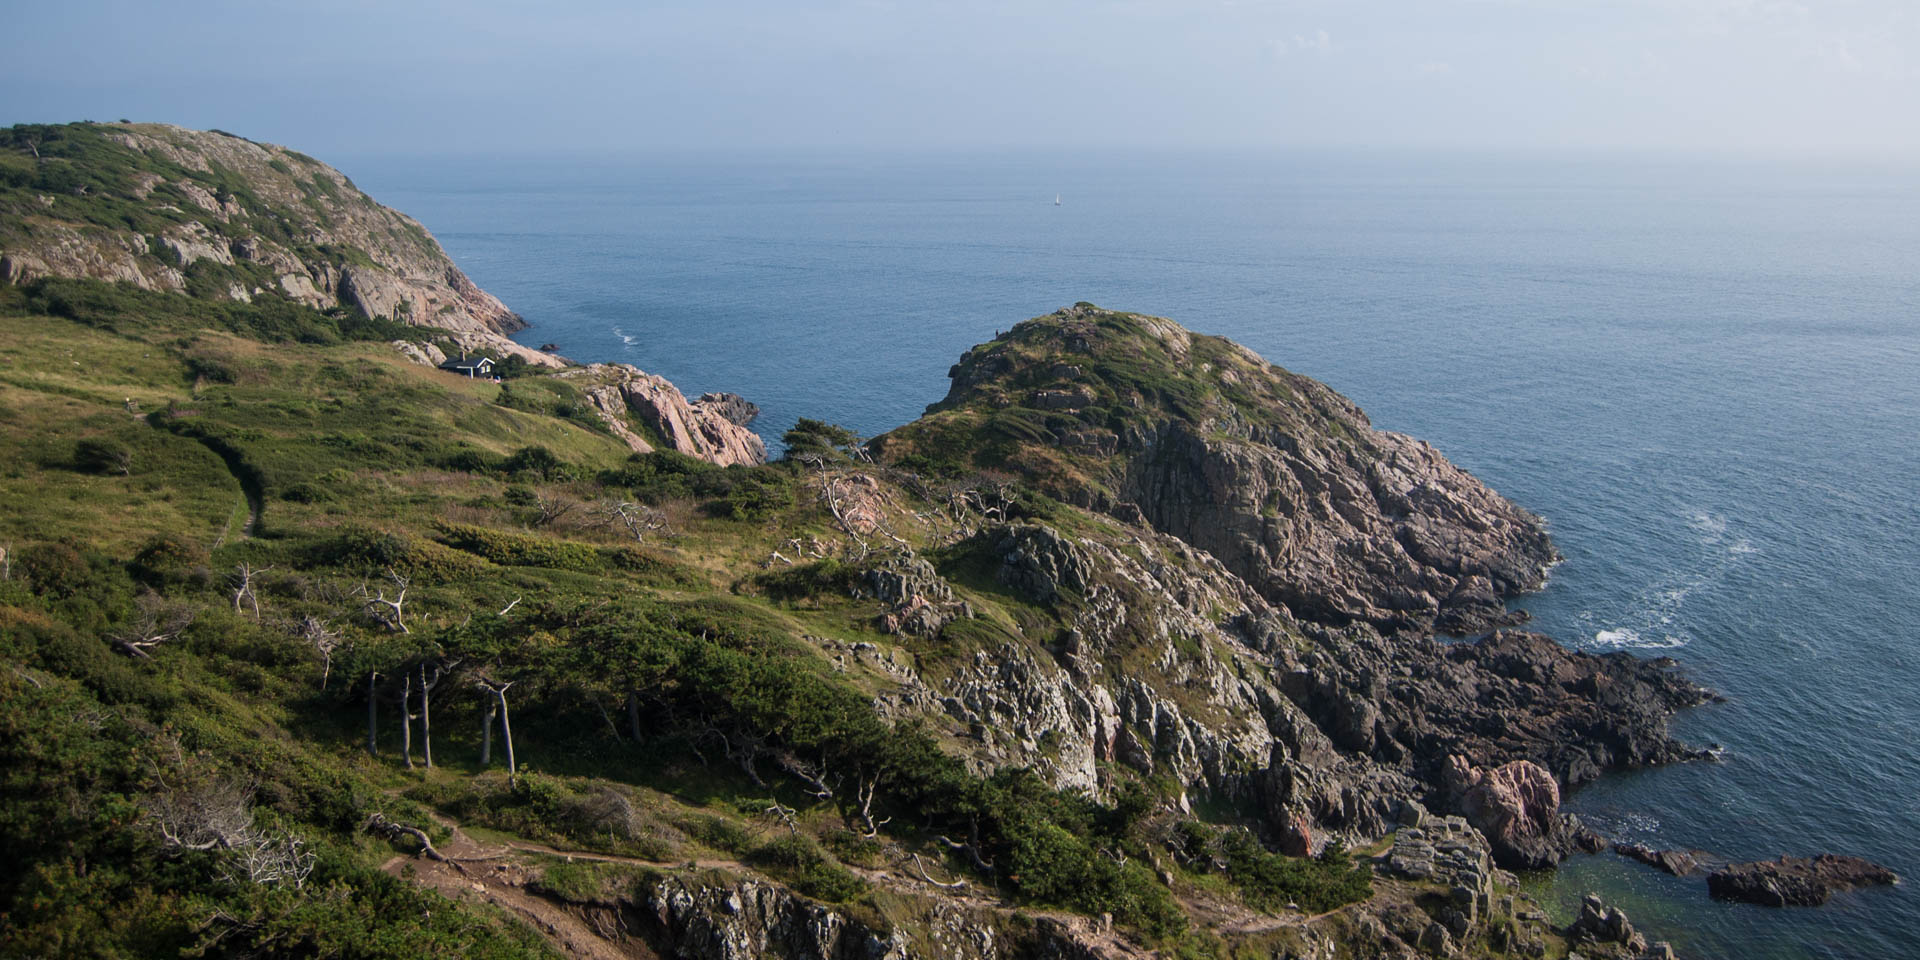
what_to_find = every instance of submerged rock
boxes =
[1614,842,1699,877]
[1707,854,1899,907]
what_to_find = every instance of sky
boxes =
[3,0,1916,159]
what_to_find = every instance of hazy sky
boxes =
[4,0,1915,158]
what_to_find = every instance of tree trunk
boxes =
[366,671,379,757]
[626,689,642,742]
[481,697,496,767]
[495,685,517,780]
[400,673,415,770]
[420,665,434,768]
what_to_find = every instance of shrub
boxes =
[747,834,868,903]
[73,437,133,475]
[434,523,599,571]
[130,535,210,588]
[309,528,489,582]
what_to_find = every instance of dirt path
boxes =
[380,816,656,960]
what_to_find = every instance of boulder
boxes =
[1446,757,1574,869]
[1278,812,1313,858]
[1707,854,1899,907]
[1567,893,1647,955]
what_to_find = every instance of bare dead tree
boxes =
[476,679,518,780]
[497,596,521,617]
[365,670,381,757]
[820,477,870,556]
[358,570,409,634]
[596,500,668,542]
[851,776,890,838]
[146,777,314,889]
[531,494,575,528]
[293,615,341,689]
[228,563,273,620]
[417,659,460,768]
[938,825,996,877]
[109,595,194,659]
[774,751,835,801]
[1,543,11,581]
[763,802,800,836]
[398,672,417,770]
[480,694,497,766]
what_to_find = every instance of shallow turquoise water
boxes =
[351,150,1920,959]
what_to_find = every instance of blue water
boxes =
[348,150,1920,959]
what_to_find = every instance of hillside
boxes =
[0,128,1697,960]
[0,121,543,364]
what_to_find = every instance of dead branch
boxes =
[852,776,890,838]
[497,596,521,617]
[938,830,996,876]
[228,562,273,620]
[292,614,341,689]
[359,569,409,634]
[596,500,668,543]
[912,852,969,890]
[109,595,194,659]
[774,751,835,800]
[364,813,447,861]
[531,494,575,527]
[763,802,799,836]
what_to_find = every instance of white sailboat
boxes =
[1054,193,1062,206]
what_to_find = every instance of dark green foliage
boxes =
[781,418,862,464]
[754,558,858,602]
[73,436,133,475]
[501,445,573,481]
[1190,826,1374,914]
[435,522,600,571]
[597,450,725,504]
[746,834,868,902]
[679,815,755,854]
[308,527,490,582]
[707,466,796,521]
[129,534,210,588]
[14,277,416,345]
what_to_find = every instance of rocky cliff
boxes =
[0,121,557,366]
[873,305,1712,865]
[881,303,1557,635]
[561,362,767,466]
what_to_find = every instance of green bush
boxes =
[308,527,489,582]
[679,815,755,855]
[747,834,867,903]
[129,535,209,588]
[434,522,599,571]
[73,437,133,475]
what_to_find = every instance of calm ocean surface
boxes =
[349,150,1920,959]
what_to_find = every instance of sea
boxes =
[347,149,1920,960]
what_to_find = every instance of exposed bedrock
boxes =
[1121,416,1557,634]
[1707,855,1900,907]
[562,363,767,467]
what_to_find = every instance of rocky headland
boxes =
[0,121,555,366]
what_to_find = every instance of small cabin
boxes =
[439,355,495,378]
